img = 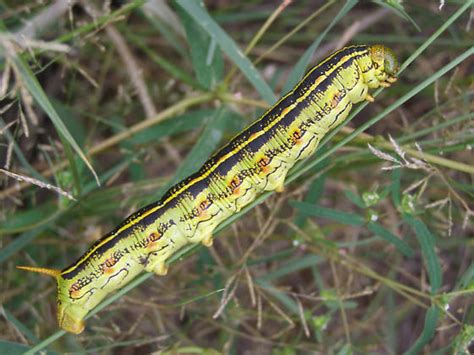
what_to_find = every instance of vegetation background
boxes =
[0,0,473,353]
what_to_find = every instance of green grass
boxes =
[1,1,473,354]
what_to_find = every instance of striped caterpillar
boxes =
[18,45,398,334]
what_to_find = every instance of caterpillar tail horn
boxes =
[17,265,86,334]
[17,265,61,278]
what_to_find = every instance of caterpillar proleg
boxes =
[18,44,399,334]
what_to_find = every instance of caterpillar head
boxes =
[17,265,86,334]
[370,45,399,82]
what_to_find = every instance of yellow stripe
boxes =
[62,47,367,274]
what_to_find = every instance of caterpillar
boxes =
[18,44,398,334]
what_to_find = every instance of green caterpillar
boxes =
[18,44,398,334]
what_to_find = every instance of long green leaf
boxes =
[390,169,402,207]
[403,215,442,293]
[404,306,440,355]
[455,262,474,290]
[0,118,44,181]
[128,109,215,145]
[175,0,276,104]
[255,280,300,315]
[0,228,47,265]
[176,2,224,89]
[291,201,365,226]
[282,0,357,93]
[124,29,202,89]
[165,108,228,186]
[372,0,420,31]
[11,54,99,186]
[367,222,414,258]
[294,175,326,228]
[0,340,54,355]
[2,308,39,344]
[258,254,324,282]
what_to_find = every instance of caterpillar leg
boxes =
[60,312,86,334]
[275,182,285,193]
[365,94,375,102]
[144,257,169,276]
[265,167,287,193]
[151,261,168,276]
[201,233,214,247]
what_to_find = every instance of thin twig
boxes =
[224,0,293,85]
[0,33,70,53]
[14,0,74,40]
[253,1,336,66]
[213,273,239,319]
[313,8,390,63]
[296,297,310,338]
[142,0,186,38]
[330,259,352,348]
[0,168,76,201]
[88,3,182,164]
[105,26,157,118]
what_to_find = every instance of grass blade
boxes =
[0,228,47,265]
[258,254,324,282]
[167,108,227,183]
[128,109,214,145]
[403,215,442,293]
[0,118,44,181]
[256,280,300,315]
[294,175,326,228]
[372,0,420,31]
[123,29,202,90]
[404,306,440,355]
[0,341,42,355]
[343,189,366,208]
[390,169,402,208]
[175,0,276,104]
[11,54,99,186]
[2,308,39,344]
[291,201,365,226]
[367,222,414,258]
[455,262,474,290]
[282,0,357,93]
[176,2,224,89]
[398,0,474,74]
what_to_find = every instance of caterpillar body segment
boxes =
[18,44,399,334]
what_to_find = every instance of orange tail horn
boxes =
[17,265,61,278]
